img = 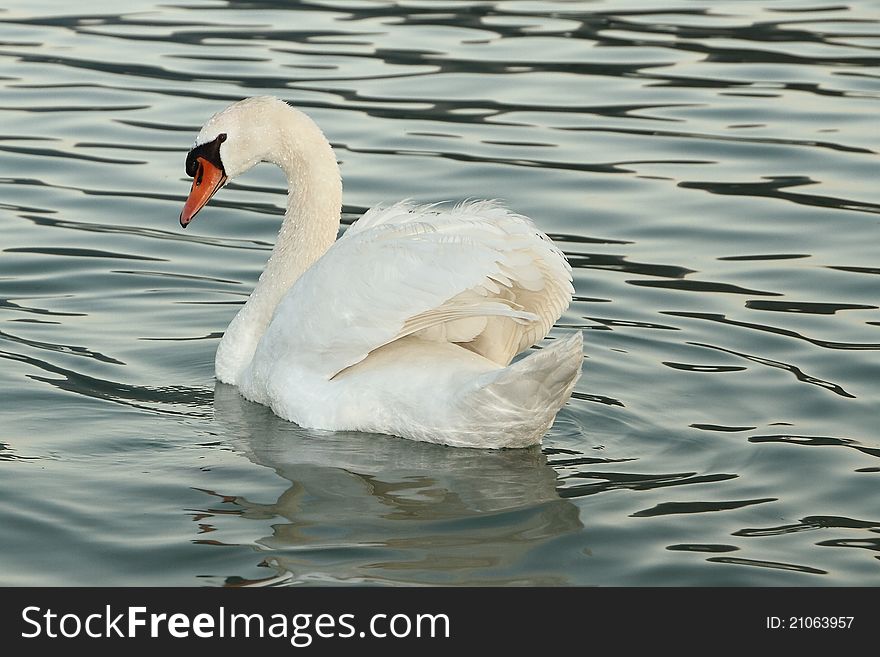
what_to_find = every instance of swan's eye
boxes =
[185,133,226,179]
[185,152,198,177]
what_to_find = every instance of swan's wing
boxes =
[271,200,573,379]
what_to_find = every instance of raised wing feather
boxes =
[267,200,573,379]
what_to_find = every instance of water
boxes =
[0,0,878,587]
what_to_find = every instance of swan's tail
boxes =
[464,331,583,448]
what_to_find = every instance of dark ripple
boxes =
[690,423,756,432]
[667,544,739,553]
[115,118,197,133]
[113,269,242,286]
[0,347,212,418]
[679,176,880,216]
[0,442,38,462]
[734,515,880,537]
[5,246,166,262]
[827,265,880,276]
[688,341,856,399]
[141,331,223,342]
[0,328,123,365]
[585,317,680,332]
[666,312,880,351]
[569,391,624,408]
[719,254,811,262]
[0,298,86,318]
[0,143,146,165]
[548,234,632,246]
[749,434,880,459]
[568,253,693,278]
[705,557,827,575]
[631,498,776,518]
[558,471,737,500]
[630,279,783,297]
[816,538,880,552]
[665,363,747,373]
[0,103,149,113]
[546,455,637,468]
[8,318,59,325]
[74,140,180,153]
[745,300,878,315]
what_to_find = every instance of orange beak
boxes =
[180,157,227,228]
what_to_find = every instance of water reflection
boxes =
[207,383,583,585]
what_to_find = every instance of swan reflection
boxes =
[207,382,583,585]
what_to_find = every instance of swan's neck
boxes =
[216,108,342,384]
[261,130,341,305]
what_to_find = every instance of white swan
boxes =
[180,96,582,448]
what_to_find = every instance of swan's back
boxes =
[250,200,574,383]
[348,200,573,364]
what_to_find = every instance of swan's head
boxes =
[180,96,296,227]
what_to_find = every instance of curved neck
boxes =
[263,123,342,299]
[216,106,342,384]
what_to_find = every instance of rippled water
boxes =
[1,0,878,586]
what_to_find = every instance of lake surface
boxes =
[0,0,878,586]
